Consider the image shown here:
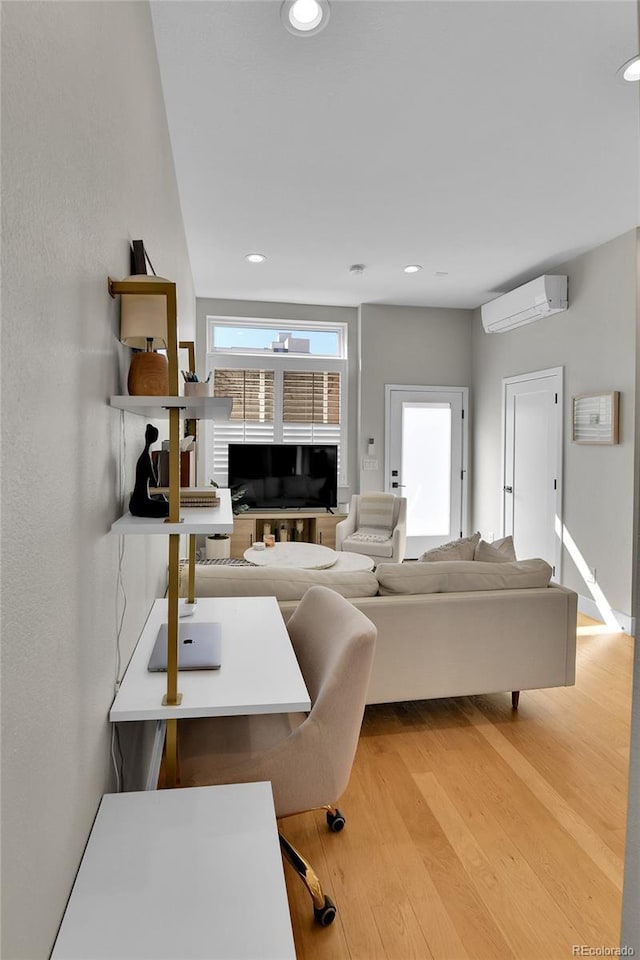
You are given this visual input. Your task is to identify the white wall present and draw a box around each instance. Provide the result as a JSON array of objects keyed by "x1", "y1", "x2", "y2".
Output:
[
  {"x1": 359, "y1": 303, "x2": 473, "y2": 494},
  {"x1": 622, "y1": 230, "x2": 640, "y2": 953},
  {"x1": 196, "y1": 300, "x2": 474, "y2": 504},
  {"x1": 472, "y1": 231, "x2": 637, "y2": 621},
  {"x1": 1, "y1": 3, "x2": 194, "y2": 957}
]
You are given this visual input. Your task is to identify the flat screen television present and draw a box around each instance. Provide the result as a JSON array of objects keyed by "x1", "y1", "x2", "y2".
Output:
[{"x1": 227, "y1": 443, "x2": 338, "y2": 510}]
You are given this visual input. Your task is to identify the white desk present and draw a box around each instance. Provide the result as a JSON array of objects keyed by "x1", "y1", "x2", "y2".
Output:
[
  {"x1": 110, "y1": 488, "x2": 234, "y2": 536},
  {"x1": 51, "y1": 782, "x2": 296, "y2": 960},
  {"x1": 110, "y1": 597, "x2": 311, "y2": 722}
]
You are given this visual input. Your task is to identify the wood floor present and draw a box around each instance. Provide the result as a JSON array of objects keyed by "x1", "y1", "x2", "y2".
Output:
[{"x1": 282, "y1": 619, "x2": 634, "y2": 960}]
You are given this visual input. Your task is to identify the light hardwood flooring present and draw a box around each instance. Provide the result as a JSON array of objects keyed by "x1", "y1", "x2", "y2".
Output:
[{"x1": 282, "y1": 618, "x2": 635, "y2": 960}]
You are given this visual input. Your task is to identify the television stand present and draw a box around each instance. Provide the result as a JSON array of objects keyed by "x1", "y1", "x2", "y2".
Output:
[{"x1": 230, "y1": 509, "x2": 346, "y2": 557}]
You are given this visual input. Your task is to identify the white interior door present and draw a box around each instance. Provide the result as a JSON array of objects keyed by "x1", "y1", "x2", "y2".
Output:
[
  {"x1": 503, "y1": 368, "x2": 563, "y2": 576},
  {"x1": 386, "y1": 386, "x2": 468, "y2": 558}
]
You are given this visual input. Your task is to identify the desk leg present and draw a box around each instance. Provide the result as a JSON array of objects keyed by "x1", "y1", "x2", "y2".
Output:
[
  {"x1": 165, "y1": 534, "x2": 182, "y2": 707},
  {"x1": 165, "y1": 718, "x2": 179, "y2": 788},
  {"x1": 164, "y1": 532, "x2": 182, "y2": 788},
  {"x1": 146, "y1": 720, "x2": 167, "y2": 791},
  {"x1": 187, "y1": 535, "x2": 197, "y2": 605}
]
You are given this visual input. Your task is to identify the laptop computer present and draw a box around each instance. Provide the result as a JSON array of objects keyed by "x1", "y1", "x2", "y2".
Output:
[{"x1": 147, "y1": 621, "x2": 222, "y2": 672}]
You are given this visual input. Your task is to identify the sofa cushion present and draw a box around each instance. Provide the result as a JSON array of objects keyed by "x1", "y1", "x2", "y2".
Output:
[
  {"x1": 181, "y1": 563, "x2": 379, "y2": 601},
  {"x1": 343, "y1": 534, "x2": 394, "y2": 558},
  {"x1": 419, "y1": 532, "x2": 480, "y2": 562},
  {"x1": 376, "y1": 558, "x2": 552, "y2": 596},
  {"x1": 474, "y1": 535, "x2": 516, "y2": 563}
]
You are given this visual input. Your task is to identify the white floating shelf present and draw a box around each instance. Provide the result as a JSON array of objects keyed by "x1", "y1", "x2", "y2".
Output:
[
  {"x1": 111, "y1": 488, "x2": 234, "y2": 535},
  {"x1": 110, "y1": 396, "x2": 233, "y2": 420}
]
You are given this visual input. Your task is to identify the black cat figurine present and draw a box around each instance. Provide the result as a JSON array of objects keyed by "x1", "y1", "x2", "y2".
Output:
[{"x1": 129, "y1": 423, "x2": 170, "y2": 518}]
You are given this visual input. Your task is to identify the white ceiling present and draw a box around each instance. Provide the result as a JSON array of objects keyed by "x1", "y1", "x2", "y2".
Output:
[{"x1": 151, "y1": 1, "x2": 640, "y2": 310}]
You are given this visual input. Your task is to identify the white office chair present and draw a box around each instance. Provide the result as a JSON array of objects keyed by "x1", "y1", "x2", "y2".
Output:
[
  {"x1": 336, "y1": 493, "x2": 407, "y2": 563},
  {"x1": 178, "y1": 586, "x2": 377, "y2": 926}
]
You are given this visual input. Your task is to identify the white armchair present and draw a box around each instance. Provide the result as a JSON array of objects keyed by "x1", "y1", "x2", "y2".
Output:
[{"x1": 336, "y1": 493, "x2": 407, "y2": 564}]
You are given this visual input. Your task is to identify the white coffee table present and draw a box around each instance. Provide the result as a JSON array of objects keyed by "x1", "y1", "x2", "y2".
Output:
[
  {"x1": 243, "y1": 541, "x2": 375, "y2": 572},
  {"x1": 330, "y1": 551, "x2": 375, "y2": 572},
  {"x1": 244, "y1": 541, "x2": 337, "y2": 569}
]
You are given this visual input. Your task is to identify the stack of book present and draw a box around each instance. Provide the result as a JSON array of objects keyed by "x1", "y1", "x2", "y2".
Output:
[
  {"x1": 151, "y1": 450, "x2": 195, "y2": 488},
  {"x1": 153, "y1": 487, "x2": 220, "y2": 508}
]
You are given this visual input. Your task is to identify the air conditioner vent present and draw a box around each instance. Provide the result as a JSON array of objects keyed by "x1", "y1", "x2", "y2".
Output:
[{"x1": 481, "y1": 275, "x2": 568, "y2": 334}]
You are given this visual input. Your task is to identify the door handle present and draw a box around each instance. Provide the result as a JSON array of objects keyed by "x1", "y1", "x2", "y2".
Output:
[
  {"x1": 392, "y1": 482, "x2": 406, "y2": 489},
  {"x1": 504, "y1": 485, "x2": 513, "y2": 493}
]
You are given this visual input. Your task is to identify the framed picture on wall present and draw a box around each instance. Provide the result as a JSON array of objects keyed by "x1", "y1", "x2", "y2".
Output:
[{"x1": 572, "y1": 391, "x2": 619, "y2": 444}]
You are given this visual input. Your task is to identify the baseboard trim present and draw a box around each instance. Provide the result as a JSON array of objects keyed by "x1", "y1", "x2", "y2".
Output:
[{"x1": 578, "y1": 594, "x2": 635, "y2": 635}]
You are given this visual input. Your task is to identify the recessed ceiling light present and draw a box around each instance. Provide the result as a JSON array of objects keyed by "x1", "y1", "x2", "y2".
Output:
[
  {"x1": 349, "y1": 264, "x2": 366, "y2": 274},
  {"x1": 403, "y1": 264, "x2": 422, "y2": 274},
  {"x1": 619, "y1": 55, "x2": 640, "y2": 82},
  {"x1": 245, "y1": 253, "x2": 266, "y2": 263},
  {"x1": 281, "y1": 0, "x2": 330, "y2": 37}
]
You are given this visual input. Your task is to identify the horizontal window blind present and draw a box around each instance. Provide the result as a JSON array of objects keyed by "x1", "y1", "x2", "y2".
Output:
[
  {"x1": 214, "y1": 369, "x2": 274, "y2": 422},
  {"x1": 282, "y1": 371, "x2": 340, "y2": 424}
]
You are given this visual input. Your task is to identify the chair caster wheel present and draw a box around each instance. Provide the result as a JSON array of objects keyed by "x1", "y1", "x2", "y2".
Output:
[
  {"x1": 314, "y1": 895, "x2": 337, "y2": 926},
  {"x1": 326, "y1": 808, "x2": 346, "y2": 832}
]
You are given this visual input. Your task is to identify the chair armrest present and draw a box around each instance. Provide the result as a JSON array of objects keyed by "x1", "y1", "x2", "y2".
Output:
[
  {"x1": 335, "y1": 513, "x2": 357, "y2": 550},
  {"x1": 391, "y1": 523, "x2": 406, "y2": 563}
]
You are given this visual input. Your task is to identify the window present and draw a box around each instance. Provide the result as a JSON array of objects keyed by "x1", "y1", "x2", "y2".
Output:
[
  {"x1": 206, "y1": 318, "x2": 347, "y2": 486},
  {"x1": 211, "y1": 323, "x2": 342, "y2": 357}
]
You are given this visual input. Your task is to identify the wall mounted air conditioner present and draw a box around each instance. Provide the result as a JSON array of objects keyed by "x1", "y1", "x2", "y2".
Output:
[{"x1": 481, "y1": 275, "x2": 568, "y2": 333}]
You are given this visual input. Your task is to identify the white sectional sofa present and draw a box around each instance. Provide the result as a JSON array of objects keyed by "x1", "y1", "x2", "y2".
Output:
[{"x1": 181, "y1": 558, "x2": 578, "y2": 707}]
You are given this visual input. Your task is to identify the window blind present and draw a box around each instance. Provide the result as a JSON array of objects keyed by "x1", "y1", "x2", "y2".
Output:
[
  {"x1": 214, "y1": 369, "x2": 274, "y2": 422},
  {"x1": 282, "y1": 371, "x2": 340, "y2": 424}
]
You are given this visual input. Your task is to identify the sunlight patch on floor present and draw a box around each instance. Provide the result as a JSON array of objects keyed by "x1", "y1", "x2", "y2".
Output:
[{"x1": 577, "y1": 623, "x2": 620, "y2": 636}]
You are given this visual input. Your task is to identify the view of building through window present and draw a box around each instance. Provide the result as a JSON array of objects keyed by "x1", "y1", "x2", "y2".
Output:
[{"x1": 213, "y1": 324, "x2": 340, "y2": 357}]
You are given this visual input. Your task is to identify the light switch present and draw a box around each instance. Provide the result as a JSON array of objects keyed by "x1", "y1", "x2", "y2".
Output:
[{"x1": 362, "y1": 458, "x2": 378, "y2": 471}]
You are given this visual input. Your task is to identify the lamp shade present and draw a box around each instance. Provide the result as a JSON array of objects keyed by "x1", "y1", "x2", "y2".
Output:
[{"x1": 119, "y1": 274, "x2": 170, "y2": 349}]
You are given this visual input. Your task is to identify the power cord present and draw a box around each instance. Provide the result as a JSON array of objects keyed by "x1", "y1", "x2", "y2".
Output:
[
  {"x1": 111, "y1": 410, "x2": 128, "y2": 791},
  {"x1": 110, "y1": 725, "x2": 122, "y2": 794}
]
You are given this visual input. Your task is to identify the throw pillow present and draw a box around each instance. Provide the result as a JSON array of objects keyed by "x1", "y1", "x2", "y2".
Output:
[
  {"x1": 419, "y1": 532, "x2": 480, "y2": 562},
  {"x1": 358, "y1": 494, "x2": 395, "y2": 534},
  {"x1": 474, "y1": 535, "x2": 517, "y2": 563}
]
